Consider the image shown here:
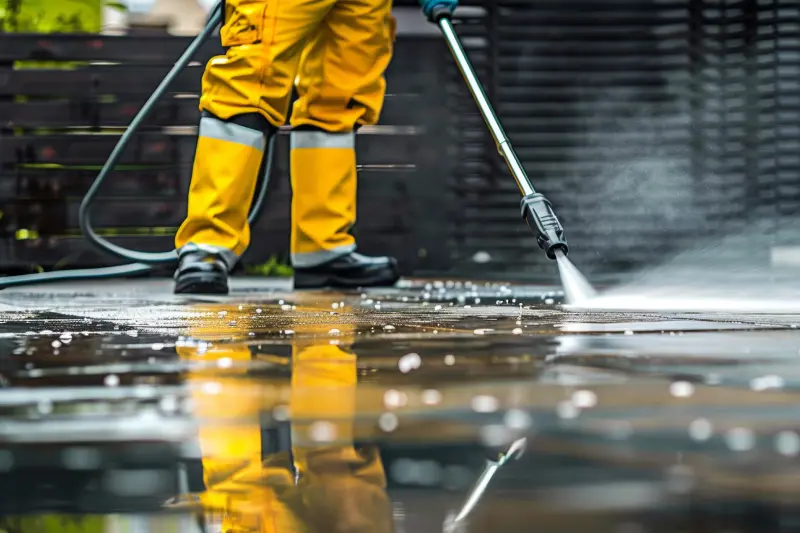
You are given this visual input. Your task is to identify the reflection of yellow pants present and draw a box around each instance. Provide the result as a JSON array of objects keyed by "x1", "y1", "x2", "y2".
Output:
[
  {"x1": 179, "y1": 306, "x2": 393, "y2": 533},
  {"x1": 175, "y1": 0, "x2": 396, "y2": 268}
]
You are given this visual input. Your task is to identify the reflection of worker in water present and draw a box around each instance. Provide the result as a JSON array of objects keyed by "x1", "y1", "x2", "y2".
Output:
[
  {"x1": 178, "y1": 302, "x2": 393, "y2": 533},
  {"x1": 173, "y1": 0, "x2": 459, "y2": 295}
]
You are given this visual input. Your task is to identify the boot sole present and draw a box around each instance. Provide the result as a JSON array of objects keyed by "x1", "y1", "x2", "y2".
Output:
[
  {"x1": 293, "y1": 270, "x2": 400, "y2": 290},
  {"x1": 174, "y1": 272, "x2": 229, "y2": 295}
]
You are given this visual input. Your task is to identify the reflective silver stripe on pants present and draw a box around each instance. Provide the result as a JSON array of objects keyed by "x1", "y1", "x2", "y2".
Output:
[
  {"x1": 290, "y1": 130, "x2": 355, "y2": 150},
  {"x1": 292, "y1": 243, "x2": 356, "y2": 268},
  {"x1": 179, "y1": 242, "x2": 239, "y2": 271},
  {"x1": 199, "y1": 116, "x2": 267, "y2": 151}
]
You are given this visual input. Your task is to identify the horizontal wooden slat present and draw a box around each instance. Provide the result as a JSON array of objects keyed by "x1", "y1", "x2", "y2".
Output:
[
  {"x1": 0, "y1": 134, "x2": 181, "y2": 165},
  {"x1": 0, "y1": 93, "x2": 427, "y2": 128},
  {"x1": 0, "y1": 65, "x2": 205, "y2": 96},
  {"x1": 0, "y1": 62, "x2": 432, "y2": 97},
  {"x1": 6, "y1": 235, "x2": 178, "y2": 266},
  {"x1": 0, "y1": 34, "x2": 223, "y2": 63},
  {"x1": 0, "y1": 99, "x2": 197, "y2": 129},
  {"x1": 0, "y1": 167, "x2": 183, "y2": 197}
]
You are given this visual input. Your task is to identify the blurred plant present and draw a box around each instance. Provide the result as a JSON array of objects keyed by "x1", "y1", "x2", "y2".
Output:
[
  {"x1": 1, "y1": 0, "x2": 23, "y2": 31},
  {"x1": 0, "y1": 515, "x2": 100, "y2": 533},
  {"x1": 246, "y1": 256, "x2": 294, "y2": 278},
  {"x1": 0, "y1": 0, "x2": 126, "y2": 33}
]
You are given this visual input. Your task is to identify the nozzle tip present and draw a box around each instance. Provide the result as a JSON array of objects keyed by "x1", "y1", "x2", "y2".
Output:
[{"x1": 549, "y1": 243, "x2": 569, "y2": 260}]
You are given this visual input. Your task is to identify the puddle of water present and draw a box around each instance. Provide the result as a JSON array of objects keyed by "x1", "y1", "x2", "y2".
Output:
[{"x1": 0, "y1": 282, "x2": 800, "y2": 530}]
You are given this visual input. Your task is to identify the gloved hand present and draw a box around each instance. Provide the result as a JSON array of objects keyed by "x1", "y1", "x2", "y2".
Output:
[{"x1": 419, "y1": 0, "x2": 458, "y2": 22}]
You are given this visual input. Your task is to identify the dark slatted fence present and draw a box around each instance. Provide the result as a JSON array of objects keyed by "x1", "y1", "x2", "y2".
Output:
[
  {"x1": 442, "y1": 0, "x2": 800, "y2": 283},
  {"x1": 444, "y1": 1, "x2": 694, "y2": 281},
  {"x1": 2, "y1": 2, "x2": 800, "y2": 283}
]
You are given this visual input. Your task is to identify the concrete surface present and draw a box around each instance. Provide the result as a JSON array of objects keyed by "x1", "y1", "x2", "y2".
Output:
[{"x1": 0, "y1": 277, "x2": 800, "y2": 531}]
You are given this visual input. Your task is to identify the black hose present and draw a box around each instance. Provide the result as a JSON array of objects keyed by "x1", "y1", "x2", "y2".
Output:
[{"x1": 0, "y1": 2, "x2": 275, "y2": 289}]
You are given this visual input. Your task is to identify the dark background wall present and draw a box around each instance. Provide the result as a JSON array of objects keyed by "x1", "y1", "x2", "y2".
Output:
[
  {"x1": 1, "y1": 0, "x2": 799, "y2": 284},
  {"x1": 438, "y1": 0, "x2": 800, "y2": 284}
]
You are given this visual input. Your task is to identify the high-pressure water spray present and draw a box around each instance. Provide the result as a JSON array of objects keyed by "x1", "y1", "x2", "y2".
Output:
[{"x1": 433, "y1": 7, "x2": 569, "y2": 261}]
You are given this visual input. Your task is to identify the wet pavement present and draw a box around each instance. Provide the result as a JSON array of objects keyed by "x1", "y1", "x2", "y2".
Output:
[{"x1": 1, "y1": 278, "x2": 800, "y2": 532}]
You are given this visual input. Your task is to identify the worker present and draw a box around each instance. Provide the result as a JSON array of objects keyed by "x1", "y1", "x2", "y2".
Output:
[
  {"x1": 177, "y1": 299, "x2": 394, "y2": 533},
  {"x1": 173, "y1": 0, "x2": 459, "y2": 295}
]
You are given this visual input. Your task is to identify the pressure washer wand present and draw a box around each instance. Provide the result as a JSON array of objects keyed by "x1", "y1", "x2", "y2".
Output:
[{"x1": 433, "y1": 9, "x2": 569, "y2": 260}]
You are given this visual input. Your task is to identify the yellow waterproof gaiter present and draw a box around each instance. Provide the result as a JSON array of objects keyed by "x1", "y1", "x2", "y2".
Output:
[
  {"x1": 290, "y1": 131, "x2": 358, "y2": 268},
  {"x1": 174, "y1": 116, "x2": 267, "y2": 264}
]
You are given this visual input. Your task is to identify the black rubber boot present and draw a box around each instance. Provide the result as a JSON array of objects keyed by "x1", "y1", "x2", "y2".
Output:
[
  {"x1": 293, "y1": 252, "x2": 400, "y2": 289},
  {"x1": 174, "y1": 251, "x2": 230, "y2": 295}
]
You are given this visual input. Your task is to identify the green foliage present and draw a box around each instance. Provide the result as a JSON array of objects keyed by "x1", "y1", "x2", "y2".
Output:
[
  {"x1": 246, "y1": 256, "x2": 294, "y2": 278},
  {"x1": 1, "y1": 0, "x2": 112, "y2": 69},
  {"x1": 0, "y1": 0, "x2": 107, "y2": 34},
  {"x1": 0, "y1": 515, "x2": 103, "y2": 533}
]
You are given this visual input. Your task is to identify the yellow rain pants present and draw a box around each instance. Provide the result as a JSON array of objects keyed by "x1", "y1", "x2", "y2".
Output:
[
  {"x1": 178, "y1": 302, "x2": 393, "y2": 533},
  {"x1": 174, "y1": 0, "x2": 396, "y2": 268}
]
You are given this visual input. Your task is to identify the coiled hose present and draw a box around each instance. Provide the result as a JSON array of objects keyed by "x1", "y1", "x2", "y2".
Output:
[{"x1": 0, "y1": 1, "x2": 275, "y2": 289}]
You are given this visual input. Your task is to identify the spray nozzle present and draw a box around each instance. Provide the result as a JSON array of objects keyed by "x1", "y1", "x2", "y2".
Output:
[{"x1": 521, "y1": 193, "x2": 568, "y2": 260}]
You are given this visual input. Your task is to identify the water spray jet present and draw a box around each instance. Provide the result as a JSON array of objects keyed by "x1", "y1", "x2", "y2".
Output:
[{"x1": 555, "y1": 250, "x2": 597, "y2": 305}]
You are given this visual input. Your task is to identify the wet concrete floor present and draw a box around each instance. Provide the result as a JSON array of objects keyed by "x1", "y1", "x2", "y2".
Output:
[{"x1": 1, "y1": 277, "x2": 800, "y2": 532}]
